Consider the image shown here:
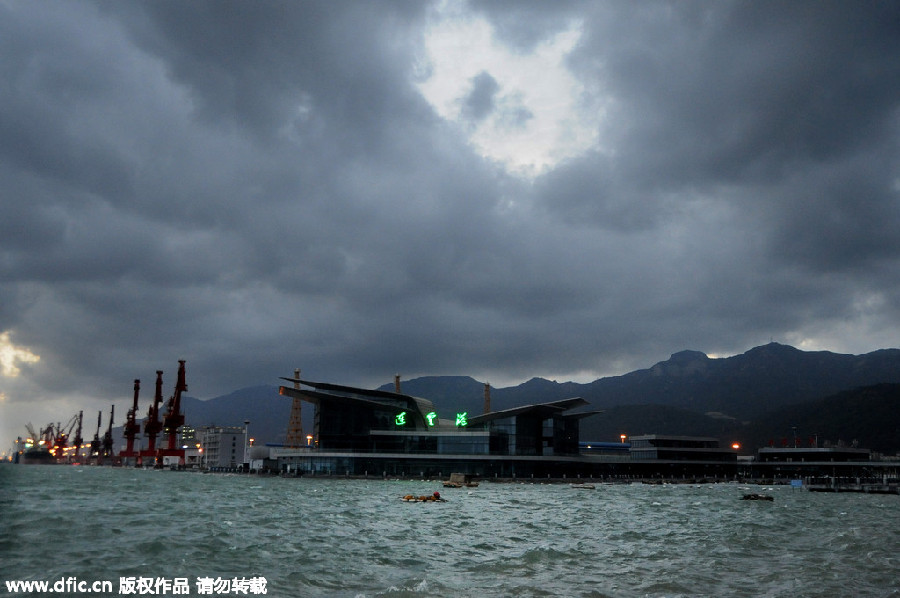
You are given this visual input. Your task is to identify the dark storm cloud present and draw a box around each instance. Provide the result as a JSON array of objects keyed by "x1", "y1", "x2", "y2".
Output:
[
  {"x1": 101, "y1": 0, "x2": 436, "y2": 163},
  {"x1": 2, "y1": 0, "x2": 899, "y2": 451},
  {"x1": 461, "y1": 71, "x2": 500, "y2": 122},
  {"x1": 459, "y1": 70, "x2": 533, "y2": 132},
  {"x1": 468, "y1": 0, "x2": 900, "y2": 366},
  {"x1": 469, "y1": 0, "x2": 584, "y2": 52},
  {"x1": 1, "y1": 0, "x2": 512, "y2": 397},
  {"x1": 549, "y1": 1, "x2": 900, "y2": 232},
  {"x1": 517, "y1": 0, "x2": 900, "y2": 335}
]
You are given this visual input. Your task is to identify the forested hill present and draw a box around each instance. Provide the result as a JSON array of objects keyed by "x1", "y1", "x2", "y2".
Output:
[
  {"x1": 168, "y1": 343, "x2": 900, "y2": 451},
  {"x1": 379, "y1": 343, "x2": 900, "y2": 421}
]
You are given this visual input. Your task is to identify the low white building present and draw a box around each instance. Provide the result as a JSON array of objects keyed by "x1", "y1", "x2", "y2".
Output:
[{"x1": 199, "y1": 425, "x2": 247, "y2": 470}]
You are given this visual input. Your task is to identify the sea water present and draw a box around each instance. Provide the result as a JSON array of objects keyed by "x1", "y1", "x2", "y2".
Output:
[{"x1": 1, "y1": 466, "x2": 898, "y2": 598}]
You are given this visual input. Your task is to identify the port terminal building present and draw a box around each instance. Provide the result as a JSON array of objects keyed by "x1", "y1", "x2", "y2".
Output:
[
  {"x1": 262, "y1": 376, "x2": 896, "y2": 482},
  {"x1": 271, "y1": 377, "x2": 742, "y2": 479},
  {"x1": 275, "y1": 376, "x2": 602, "y2": 478}
]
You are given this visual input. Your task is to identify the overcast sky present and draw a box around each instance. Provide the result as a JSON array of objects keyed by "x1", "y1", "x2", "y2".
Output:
[{"x1": 2, "y1": 0, "x2": 899, "y2": 452}]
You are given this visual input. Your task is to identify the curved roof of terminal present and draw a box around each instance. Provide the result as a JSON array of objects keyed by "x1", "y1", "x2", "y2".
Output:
[
  {"x1": 279, "y1": 377, "x2": 599, "y2": 423},
  {"x1": 280, "y1": 377, "x2": 437, "y2": 416},
  {"x1": 467, "y1": 398, "x2": 595, "y2": 424}
]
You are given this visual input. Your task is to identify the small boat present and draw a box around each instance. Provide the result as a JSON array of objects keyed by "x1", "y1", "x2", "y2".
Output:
[
  {"x1": 741, "y1": 493, "x2": 774, "y2": 501},
  {"x1": 443, "y1": 472, "x2": 479, "y2": 488},
  {"x1": 570, "y1": 483, "x2": 596, "y2": 490},
  {"x1": 401, "y1": 493, "x2": 446, "y2": 503}
]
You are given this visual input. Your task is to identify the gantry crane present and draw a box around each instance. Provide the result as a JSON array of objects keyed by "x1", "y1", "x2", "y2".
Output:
[
  {"x1": 121, "y1": 379, "x2": 141, "y2": 461},
  {"x1": 162, "y1": 360, "x2": 187, "y2": 451},
  {"x1": 89, "y1": 410, "x2": 102, "y2": 459},
  {"x1": 72, "y1": 410, "x2": 83, "y2": 460},
  {"x1": 52, "y1": 413, "x2": 81, "y2": 460},
  {"x1": 101, "y1": 404, "x2": 115, "y2": 460},
  {"x1": 142, "y1": 370, "x2": 164, "y2": 465}
]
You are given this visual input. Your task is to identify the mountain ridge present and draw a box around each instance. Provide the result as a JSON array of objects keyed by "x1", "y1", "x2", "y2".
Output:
[{"x1": 159, "y1": 343, "x2": 900, "y2": 452}]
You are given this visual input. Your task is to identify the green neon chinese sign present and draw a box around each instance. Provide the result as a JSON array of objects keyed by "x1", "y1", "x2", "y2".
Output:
[{"x1": 393, "y1": 410, "x2": 467, "y2": 427}]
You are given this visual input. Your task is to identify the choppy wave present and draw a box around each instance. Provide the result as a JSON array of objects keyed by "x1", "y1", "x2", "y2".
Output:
[{"x1": 1, "y1": 467, "x2": 898, "y2": 597}]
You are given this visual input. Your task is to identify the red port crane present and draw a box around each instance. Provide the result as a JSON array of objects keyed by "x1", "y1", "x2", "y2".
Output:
[
  {"x1": 121, "y1": 379, "x2": 141, "y2": 459},
  {"x1": 162, "y1": 360, "x2": 187, "y2": 451},
  {"x1": 143, "y1": 371, "x2": 164, "y2": 458},
  {"x1": 101, "y1": 404, "x2": 115, "y2": 460},
  {"x1": 72, "y1": 410, "x2": 83, "y2": 460},
  {"x1": 51, "y1": 421, "x2": 65, "y2": 458},
  {"x1": 89, "y1": 410, "x2": 102, "y2": 458},
  {"x1": 53, "y1": 413, "x2": 81, "y2": 460}
]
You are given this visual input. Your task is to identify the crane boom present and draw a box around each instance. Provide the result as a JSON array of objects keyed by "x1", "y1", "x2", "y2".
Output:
[
  {"x1": 122, "y1": 379, "x2": 141, "y2": 458},
  {"x1": 90, "y1": 410, "x2": 102, "y2": 458},
  {"x1": 72, "y1": 410, "x2": 83, "y2": 458},
  {"x1": 144, "y1": 371, "x2": 164, "y2": 451},
  {"x1": 101, "y1": 404, "x2": 114, "y2": 458},
  {"x1": 163, "y1": 360, "x2": 187, "y2": 450}
]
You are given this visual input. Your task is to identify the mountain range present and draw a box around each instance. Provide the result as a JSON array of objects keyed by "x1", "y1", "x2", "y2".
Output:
[{"x1": 167, "y1": 343, "x2": 900, "y2": 454}]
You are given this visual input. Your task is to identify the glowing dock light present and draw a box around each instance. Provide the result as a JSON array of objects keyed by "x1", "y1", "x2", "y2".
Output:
[{"x1": 732, "y1": 443, "x2": 741, "y2": 450}]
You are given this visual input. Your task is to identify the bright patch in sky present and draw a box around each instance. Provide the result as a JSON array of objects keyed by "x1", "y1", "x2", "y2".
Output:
[
  {"x1": 416, "y1": 3, "x2": 598, "y2": 176},
  {"x1": 0, "y1": 331, "x2": 40, "y2": 377}
]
